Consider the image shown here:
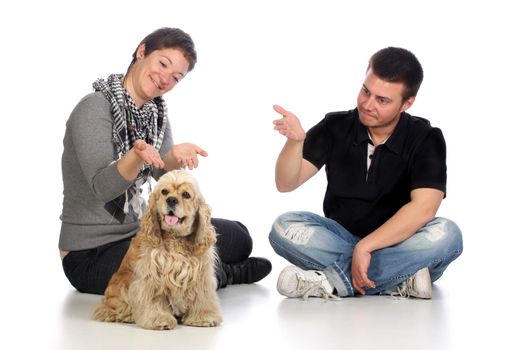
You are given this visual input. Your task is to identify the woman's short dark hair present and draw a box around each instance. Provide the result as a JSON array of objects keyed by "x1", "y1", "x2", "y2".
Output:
[
  {"x1": 368, "y1": 47, "x2": 423, "y2": 100},
  {"x1": 127, "y1": 27, "x2": 197, "y2": 73}
]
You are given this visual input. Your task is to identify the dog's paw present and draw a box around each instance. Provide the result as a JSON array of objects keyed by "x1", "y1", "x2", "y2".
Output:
[
  {"x1": 183, "y1": 313, "x2": 222, "y2": 327},
  {"x1": 92, "y1": 304, "x2": 118, "y2": 322},
  {"x1": 92, "y1": 297, "x2": 133, "y2": 323},
  {"x1": 141, "y1": 314, "x2": 178, "y2": 330}
]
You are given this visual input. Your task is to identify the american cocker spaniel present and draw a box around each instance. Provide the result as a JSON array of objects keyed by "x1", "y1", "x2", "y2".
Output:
[{"x1": 92, "y1": 170, "x2": 222, "y2": 329}]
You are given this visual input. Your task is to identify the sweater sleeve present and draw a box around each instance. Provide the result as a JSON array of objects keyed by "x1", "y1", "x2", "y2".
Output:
[{"x1": 67, "y1": 93, "x2": 133, "y2": 202}]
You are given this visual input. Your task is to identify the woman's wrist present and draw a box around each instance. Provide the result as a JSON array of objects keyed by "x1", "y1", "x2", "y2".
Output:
[
  {"x1": 162, "y1": 150, "x2": 181, "y2": 171},
  {"x1": 117, "y1": 148, "x2": 144, "y2": 181}
]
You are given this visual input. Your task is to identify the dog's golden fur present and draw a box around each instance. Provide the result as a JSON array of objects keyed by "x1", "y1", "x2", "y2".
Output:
[{"x1": 92, "y1": 170, "x2": 221, "y2": 329}]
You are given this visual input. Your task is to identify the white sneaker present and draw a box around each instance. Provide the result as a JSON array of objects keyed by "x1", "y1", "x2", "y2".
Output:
[
  {"x1": 277, "y1": 265, "x2": 340, "y2": 300},
  {"x1": 391, "y1": 267, "x2": 432, "y2": 299}
]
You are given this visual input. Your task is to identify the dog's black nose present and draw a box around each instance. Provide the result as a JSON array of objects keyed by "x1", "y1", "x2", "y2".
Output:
[{"x1": 166, "y1": 196, "x2": 178, "y2": 207}]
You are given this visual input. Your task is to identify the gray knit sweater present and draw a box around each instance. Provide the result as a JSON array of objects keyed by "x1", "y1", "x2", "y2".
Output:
[{"x1": 59, "y1": 92, "x2": 173, "y2": 251}]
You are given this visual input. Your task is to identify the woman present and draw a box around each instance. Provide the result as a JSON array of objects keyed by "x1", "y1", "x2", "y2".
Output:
[{"x1": 59, "y1": 27, "x2": 271, "y2": 295}]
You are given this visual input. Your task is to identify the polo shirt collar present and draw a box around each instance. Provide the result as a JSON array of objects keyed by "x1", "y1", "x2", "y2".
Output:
[
  {"x1": 355, "y1": 111, "x2": 409, "y2": 155},
  {"x1": 356, "y1": 116, "x2": 370, "y2": 145},
  {"x1": 384, "y1": 112, "x2": 409, "y2": 155}
]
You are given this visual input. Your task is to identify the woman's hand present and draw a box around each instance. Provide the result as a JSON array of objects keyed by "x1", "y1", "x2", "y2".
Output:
[
  {"x1": 118, "y1": 140, "x2": 164, "y2": 181},
  {"x1": 133, "y1": 140, "x2": 165, "y2": 169},
  {"x1": 165, "y1": 143, "x2": 208, "y2": 170}
]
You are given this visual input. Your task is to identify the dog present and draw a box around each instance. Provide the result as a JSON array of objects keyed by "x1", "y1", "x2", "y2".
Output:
[{"x1": 92, "y1": 170, "x2": 222, "y2": 330}]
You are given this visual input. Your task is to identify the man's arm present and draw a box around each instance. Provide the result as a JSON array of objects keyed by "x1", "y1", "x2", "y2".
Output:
[
  {"x1": 275, "y1": 141, "x2": 318, "y2": 192},
  {"x1": 359, "y1": 188, "x2": 443, "y2": 250},
  {"x1": 351, "y1": 188, "x2": 444, "y2": 294},
  {"x1": 273, "y1": 104, "x2": 318, "y2": 191}
]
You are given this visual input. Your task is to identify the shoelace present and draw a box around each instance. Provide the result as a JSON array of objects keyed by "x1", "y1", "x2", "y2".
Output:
[
  {"x1": 296, "y1": 276, "x2": 341, "y2": 301},
  {"x1": 391, "y1": 283, "x2": 411, "y2": 299},
  {"x1": 390, "y1": 275, "x2": 417, "y2": 299}
]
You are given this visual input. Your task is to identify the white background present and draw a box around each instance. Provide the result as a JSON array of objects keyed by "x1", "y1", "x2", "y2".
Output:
[{"x1": 1, "y1": 0, "x2": 523, "y2": 348}]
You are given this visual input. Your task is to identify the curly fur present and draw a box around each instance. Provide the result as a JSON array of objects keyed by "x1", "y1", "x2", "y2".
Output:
[{"x1": 92, "y1": 170, "x2": 222, "y2": 330}]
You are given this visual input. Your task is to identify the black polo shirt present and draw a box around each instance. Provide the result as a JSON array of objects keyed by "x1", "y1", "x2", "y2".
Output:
[{"x1": 303, "y1": 108, "x2": 446, "y2": 238}]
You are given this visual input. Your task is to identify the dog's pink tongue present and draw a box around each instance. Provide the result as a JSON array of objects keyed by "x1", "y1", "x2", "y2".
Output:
[{"x1": 164, "y1": 215, "x2": 179, "y2": 225}]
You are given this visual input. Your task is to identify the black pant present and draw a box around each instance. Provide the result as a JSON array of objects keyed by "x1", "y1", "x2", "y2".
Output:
[{"x1": 62, "y1": 218, "x2": 253, "y2": 295}]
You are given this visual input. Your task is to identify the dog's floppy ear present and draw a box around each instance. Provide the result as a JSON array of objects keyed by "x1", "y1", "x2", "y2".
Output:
[
  {"x1": 192, "y1": 201, "x2": 217, "y2": 251},
  {"x1": 139, "y1": 191, "x2": 162, "y2": 238}
]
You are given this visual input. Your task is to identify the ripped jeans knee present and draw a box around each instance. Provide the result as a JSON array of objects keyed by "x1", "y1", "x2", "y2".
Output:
[{"x1": 268, "y1": 211, "x2": 358, "y2": 270}]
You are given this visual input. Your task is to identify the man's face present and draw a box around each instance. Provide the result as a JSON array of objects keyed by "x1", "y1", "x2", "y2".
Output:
[{"x1": 357, "y1": 69, "x2": 414, "y2": 130}]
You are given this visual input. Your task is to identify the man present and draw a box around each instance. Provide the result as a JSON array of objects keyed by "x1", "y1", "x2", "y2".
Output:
[{"x1": 269, "y1": 47, "x2": 462, "y2": 299}]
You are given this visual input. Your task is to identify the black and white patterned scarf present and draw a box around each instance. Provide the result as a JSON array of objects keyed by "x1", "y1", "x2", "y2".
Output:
[{"x1": 93, "y1": 74, "x2": 167, "y2": 223}]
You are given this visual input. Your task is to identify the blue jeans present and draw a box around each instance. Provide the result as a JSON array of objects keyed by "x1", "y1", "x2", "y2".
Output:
[{"x1": 269, "y1": 211, "x2": 463, "y2": 297}]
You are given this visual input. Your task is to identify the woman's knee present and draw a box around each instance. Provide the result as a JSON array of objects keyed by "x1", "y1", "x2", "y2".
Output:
[{"x1": 213, "y1": 218, "x2": 253, "y2": 263}]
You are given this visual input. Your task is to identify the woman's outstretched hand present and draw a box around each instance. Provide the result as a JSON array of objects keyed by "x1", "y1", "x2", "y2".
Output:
[
  {"x1": 133, "y1": 140, "x2": 165, "y2": 169},
  {"x1": 166, "y1": 143, "x2": 208, "y2": 170}
]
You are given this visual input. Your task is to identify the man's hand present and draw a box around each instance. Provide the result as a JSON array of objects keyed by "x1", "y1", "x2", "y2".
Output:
[
  {"x1": 272, "y1": 104, "x2": 307, "y2": 142},
  {"x1": 351, "y1": 244, "x2": 376, "y2": 295}
]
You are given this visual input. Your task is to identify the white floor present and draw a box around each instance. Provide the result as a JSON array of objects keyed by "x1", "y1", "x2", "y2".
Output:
[{"x1": 4, "y1": 254, "x2": 521, "y2": 350}]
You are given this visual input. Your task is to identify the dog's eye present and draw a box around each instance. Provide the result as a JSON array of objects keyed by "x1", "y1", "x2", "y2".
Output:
[
  {"x1": 182, "y1": 191, "x2": 191, "y2": 199},
  {"x1": 161, "y1": 189, "x2": 169, "y2": 196}
]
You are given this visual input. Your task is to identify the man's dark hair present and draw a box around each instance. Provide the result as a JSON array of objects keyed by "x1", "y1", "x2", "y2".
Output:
[
  {"x1": 368, "y1": 47, "x2": 423, "y2": 100},
  {"x1": 127, "y1": 27, "x2": 197, "y2": 73}
]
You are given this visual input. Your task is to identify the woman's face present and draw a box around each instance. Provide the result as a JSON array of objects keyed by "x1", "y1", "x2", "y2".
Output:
[{"x1": 127, "y1": 44, "x2": 190, "y2": 106}]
